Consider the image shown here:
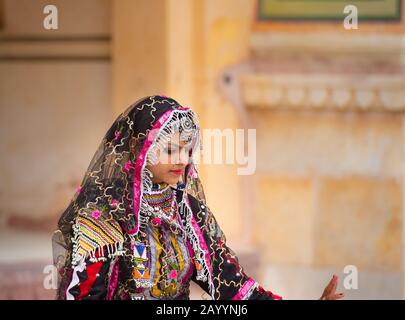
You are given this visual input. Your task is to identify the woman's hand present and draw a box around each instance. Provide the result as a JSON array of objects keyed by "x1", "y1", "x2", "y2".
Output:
[{"x1": 319, "y1": 274, "x2": 345, "y2": 300}]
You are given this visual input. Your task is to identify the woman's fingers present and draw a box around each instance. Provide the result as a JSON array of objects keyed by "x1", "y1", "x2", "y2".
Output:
[
  {"x1": 335, "y1": 293, "x2": 345, "y2": 299},
  {"x1": 320, "y1": 275, "x2": 345, "y2": 300},
  {"x1": 331, "y1": 275, "x2": 338, "y2": 293},
  {"x1": 320, "y1": 278, "x2": 333, "y2": 299},
  {"x1": 331, "y1": 292, "x2": 345, "y2": 300},
  {"x1": 324, "y1": 279, "x2": 332, "y2": 293},
  {"x1": 324, "y1": 275, "x2": 335, "y2": 294}
]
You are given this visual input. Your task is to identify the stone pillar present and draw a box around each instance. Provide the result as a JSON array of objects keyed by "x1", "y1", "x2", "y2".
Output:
[
  {"x1": 112, "y1": 0, "x2": 254, "y2": 243},
  {"x1": 193, "y1": 0, "x2": 255, "y2": 243},
  {"x1": 112, "y1": 0, "x2": 168, "y2": 115},
  {"x1": 112, "y1": 0, "x2": 197, "y2": 115}
]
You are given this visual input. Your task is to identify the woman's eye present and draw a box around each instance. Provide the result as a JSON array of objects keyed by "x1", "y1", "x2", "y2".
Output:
[
  {"x1": 163, "y1": 144, "x2": 191, "y2": 156},
  {"x1": 164, "y1": 147, "x2": 178, "y2": 155}
]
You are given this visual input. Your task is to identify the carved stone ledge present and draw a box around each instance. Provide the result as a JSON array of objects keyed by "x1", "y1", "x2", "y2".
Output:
[
  {"x1": 0, "y1": 37, "x2": 111, "y2": 60},
  {"x1": 251, "y1": 32, "x2": 405, "y2": 58},
  {"x1": 241, "y1": 73, "x2": 405, "y2": 112}
]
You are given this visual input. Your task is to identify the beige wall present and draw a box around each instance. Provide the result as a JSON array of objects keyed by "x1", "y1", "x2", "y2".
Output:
[
  {"x1": 251, "y1": 111, "x2": 403, "y2": 298},
  {"x1": 0, "y1": 0, "x2": 112, "y2": 227},
  {"x1": 0, "y1": 0, "x2": 404, "y2": 299}
]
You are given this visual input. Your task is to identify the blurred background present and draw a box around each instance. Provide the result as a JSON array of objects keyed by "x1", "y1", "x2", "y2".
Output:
[{"x1": 0, "y1": 0, "x2": 404, "y2": 299}]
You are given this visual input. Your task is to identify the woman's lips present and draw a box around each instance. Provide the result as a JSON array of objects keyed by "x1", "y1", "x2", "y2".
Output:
[{"x1": 169, "y1": 170, "x2": 183, "y2": 176}]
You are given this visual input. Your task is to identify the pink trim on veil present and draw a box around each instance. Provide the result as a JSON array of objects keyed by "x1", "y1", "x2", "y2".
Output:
[
  {"x1": 127, "y1": 107, "x2": 190, "y2": 235},
  {"x1": 184, "y1": 192, "x2": 214, "y2": 283},
  {"x1": 231, "y1": 278, "x2": 256, "y2": 300}
]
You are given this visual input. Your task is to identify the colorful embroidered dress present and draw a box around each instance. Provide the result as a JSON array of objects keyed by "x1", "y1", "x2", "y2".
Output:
[{"x1": 52, "y1": 96, "x2": 281, "y2": 300}]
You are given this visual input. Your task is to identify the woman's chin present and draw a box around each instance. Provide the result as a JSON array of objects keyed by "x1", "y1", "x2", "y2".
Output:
[
  {"x1": 167, "y1": 179, "x2": 179, "y2": 185},
  {"x1": 163, "y1": 177, "x2": 180, "y2": 185}
]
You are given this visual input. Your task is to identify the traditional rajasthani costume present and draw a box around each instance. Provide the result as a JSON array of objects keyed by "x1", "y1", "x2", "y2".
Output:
[{"x1": 52, "y1": 96, "x2": 282, "y2": 300}]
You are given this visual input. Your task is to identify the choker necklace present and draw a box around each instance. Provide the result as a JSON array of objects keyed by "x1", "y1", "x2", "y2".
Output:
[
  {"x1": 143, "y1": 186, "x2": 185, "y2": 236},
  {"x1": 144, "y1": 183, "x2": 176, "y2": 221}
]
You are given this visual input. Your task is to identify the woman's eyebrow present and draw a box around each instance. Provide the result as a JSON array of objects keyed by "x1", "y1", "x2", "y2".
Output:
[{"x1": 167, "y1": 142, "x2": 190, "y2": 148}]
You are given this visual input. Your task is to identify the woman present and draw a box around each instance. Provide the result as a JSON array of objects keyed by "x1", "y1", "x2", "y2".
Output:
[{"x1": 52, "y1": 95, "x2": 344, "y2": 300}]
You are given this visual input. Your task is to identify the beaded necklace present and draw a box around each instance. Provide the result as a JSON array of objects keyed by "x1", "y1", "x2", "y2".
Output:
[{"x1": 144, "y1": 183, "x2": 180, "y2": 228}]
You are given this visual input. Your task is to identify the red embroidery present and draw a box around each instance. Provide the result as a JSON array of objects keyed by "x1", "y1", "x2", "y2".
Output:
[
  {"x1": 78, "y1": 261, "x2": 103, "y2": 299},
  {"x1": 258, "y1": 285, "x2": 283, "y2": 300}
]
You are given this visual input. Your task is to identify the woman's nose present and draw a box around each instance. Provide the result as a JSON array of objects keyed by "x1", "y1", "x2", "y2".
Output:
[{"x1": 177, "y1": 147, "x2": 189, "y2": 165}]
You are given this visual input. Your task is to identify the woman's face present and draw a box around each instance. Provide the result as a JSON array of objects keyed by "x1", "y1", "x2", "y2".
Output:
[{"x1": 146, "y1": 132, "x2": 192, "y2": 185}]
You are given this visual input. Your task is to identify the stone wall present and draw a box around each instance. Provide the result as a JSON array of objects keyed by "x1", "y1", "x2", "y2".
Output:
[{"x1": 0, "y1": 0, "x2": 403, "y2": 300}]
